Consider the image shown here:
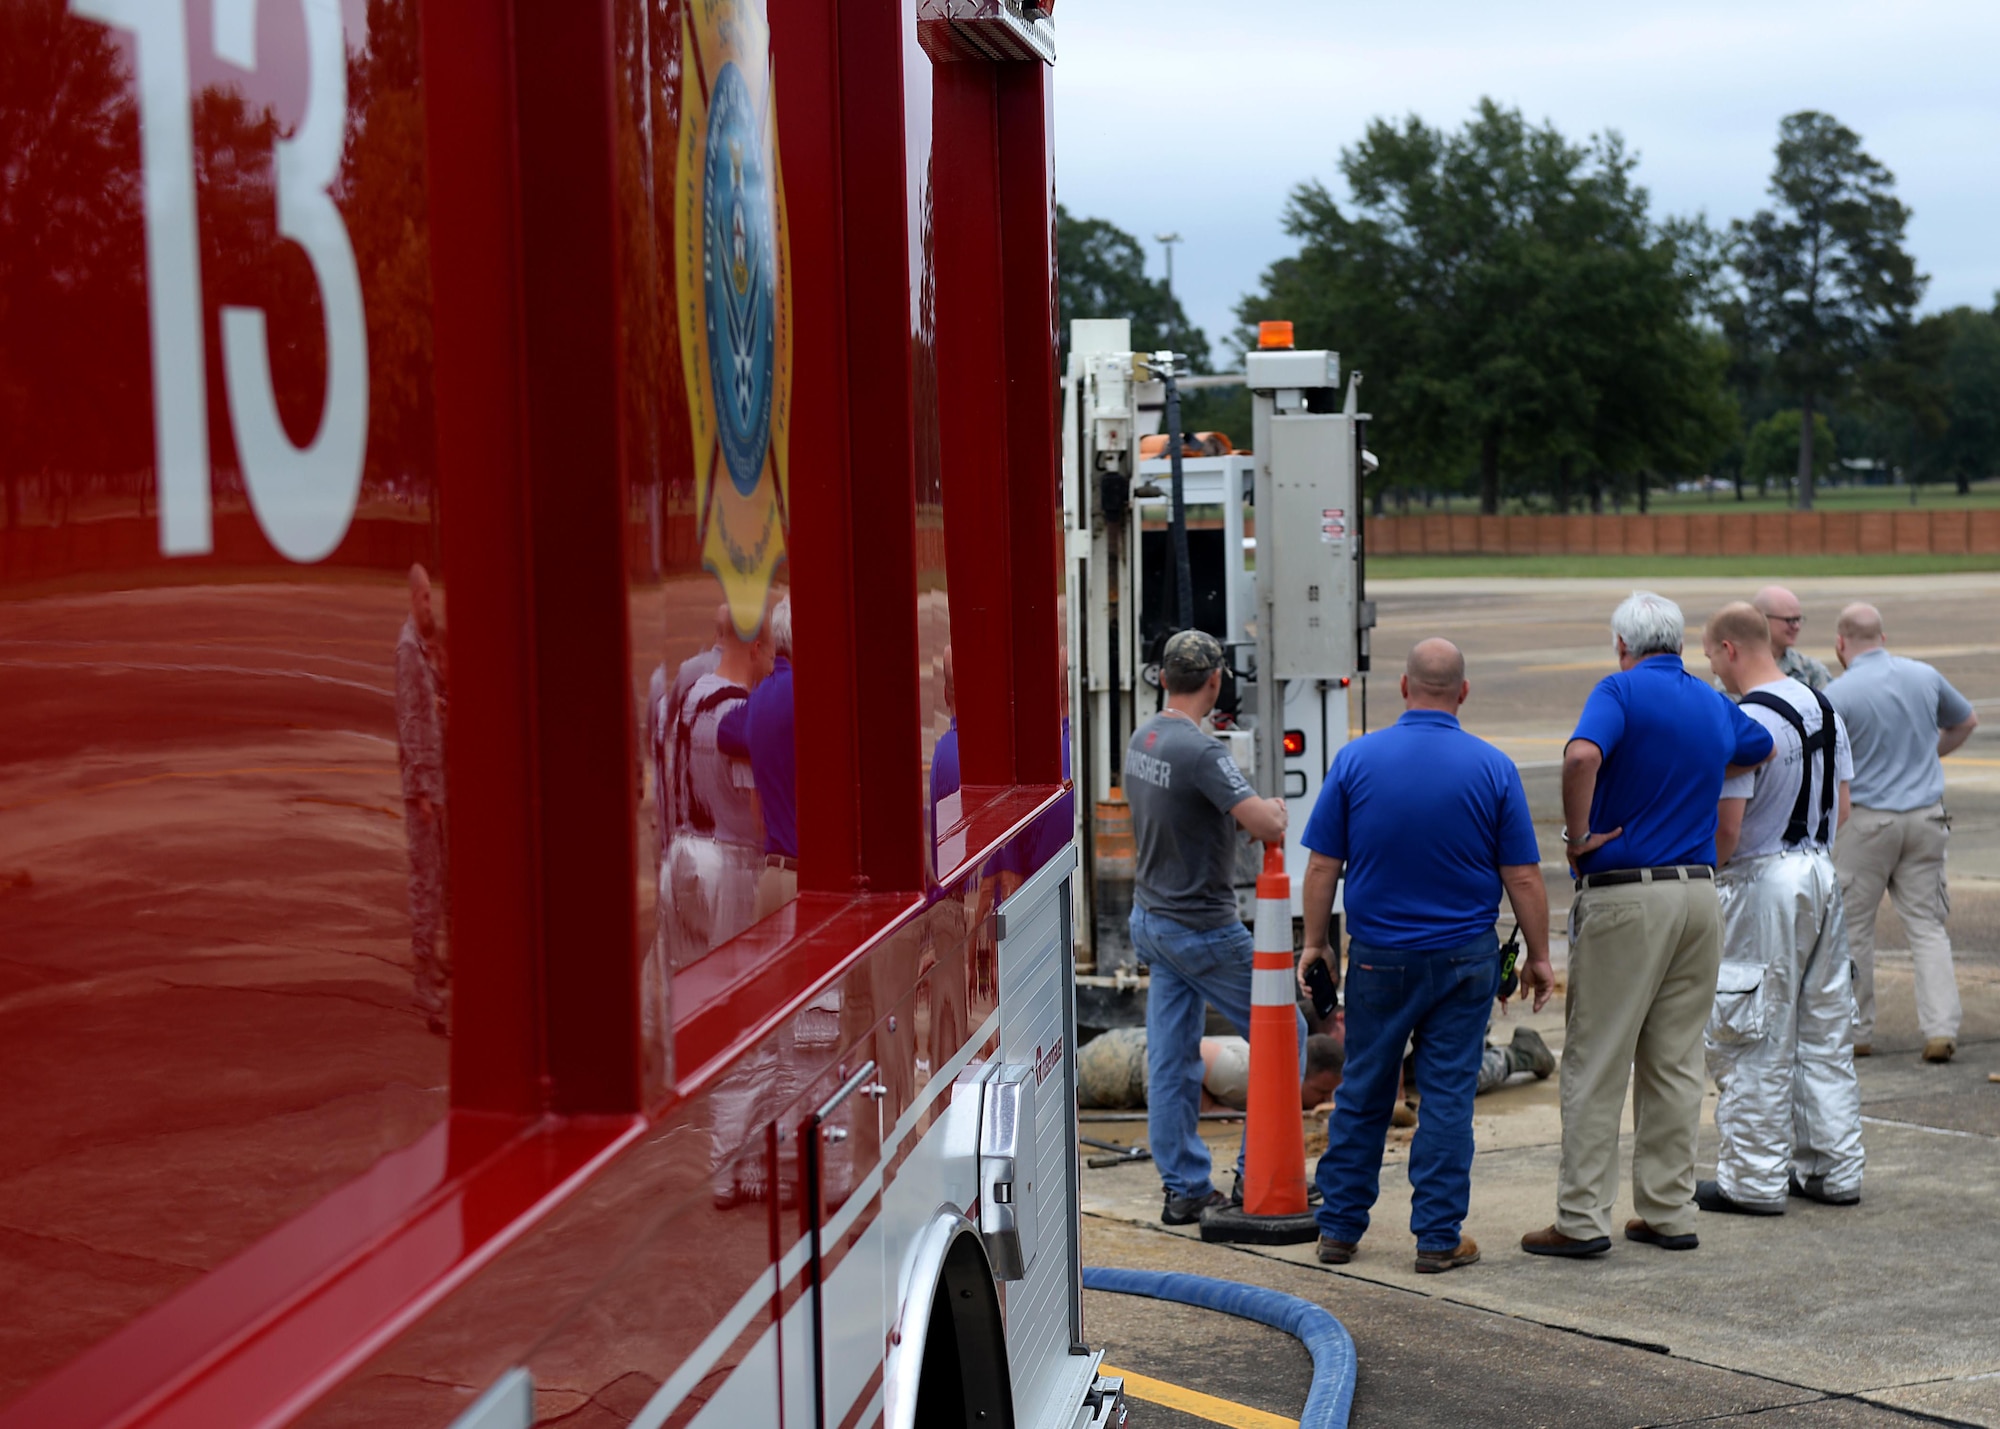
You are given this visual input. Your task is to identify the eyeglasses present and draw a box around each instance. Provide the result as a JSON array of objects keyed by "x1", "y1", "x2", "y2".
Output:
[{"x1": 1772, "y1": 615, "x2": 1805, "y2": 627}]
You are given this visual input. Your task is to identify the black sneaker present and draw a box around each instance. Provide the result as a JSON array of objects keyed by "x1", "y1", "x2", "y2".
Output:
[
  {"x1": 1162, "y1": 1188, "x2": 1228, "y2": 1226},
  {"x1": 1789, "y1": 1173, "x2": 1861, "y2": 1206},
  {"x1": 1695, "y1": 1179, "x2": 1784, "y2": 1216}
]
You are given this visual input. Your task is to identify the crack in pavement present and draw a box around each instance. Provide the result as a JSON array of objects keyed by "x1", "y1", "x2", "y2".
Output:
[{"x1": 1640, "y1": 1394, "x2": 1982, "y2": 1427}]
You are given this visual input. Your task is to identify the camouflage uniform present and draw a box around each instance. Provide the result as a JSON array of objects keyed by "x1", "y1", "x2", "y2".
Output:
[
  {"x1": 1778, "y1": 645, "x2": 1832, "y2": 691},
  {"x1": 396, "y1": 616, "x2": 449, "y2": 1028},
  {"x1": 1077, "y1": 1026, "x2": 1152, "y2": 1109}
]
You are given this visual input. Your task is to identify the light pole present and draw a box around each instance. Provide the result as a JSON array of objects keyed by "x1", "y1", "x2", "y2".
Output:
[{"x1": 1154, "y1": 231, "x2": 1183, "y2": 312}]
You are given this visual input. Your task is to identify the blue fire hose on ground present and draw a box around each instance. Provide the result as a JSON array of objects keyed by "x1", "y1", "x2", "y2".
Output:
[{"x1": 1081, "y1": 1266, "x2": 1358, "y2": 1427}]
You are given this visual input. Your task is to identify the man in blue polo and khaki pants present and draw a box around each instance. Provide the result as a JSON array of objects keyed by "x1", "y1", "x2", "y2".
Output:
[
  {"x1": 1298, "y1": 638, "x2": 1555, "y2": 1274},
  {"x1": 1524, "y1": 592, "x2": 1774, "y2": 1258}
]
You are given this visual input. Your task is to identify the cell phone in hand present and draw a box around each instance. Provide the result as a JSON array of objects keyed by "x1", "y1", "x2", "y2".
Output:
[{"x1": 1302, "y1": 957, "x2": 1338, "y2": 1021}]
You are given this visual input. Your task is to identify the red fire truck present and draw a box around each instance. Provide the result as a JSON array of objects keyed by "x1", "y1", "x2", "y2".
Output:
[{"x1": 0, "y1": 0, "x2": 1115, "y2": 1424}]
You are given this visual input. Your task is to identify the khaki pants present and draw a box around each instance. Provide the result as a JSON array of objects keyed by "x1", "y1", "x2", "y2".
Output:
[
  {"x1": 1835, "y1": 803, "x2": 1960, "y2": 1042},
  {"x1": 1557, "y1": 875, "x2": 1721, "y2": 1241}
]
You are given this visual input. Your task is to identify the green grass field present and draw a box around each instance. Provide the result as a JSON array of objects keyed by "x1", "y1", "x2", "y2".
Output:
[
  {"x1": 1367, "y1": 552, "x2": 2000, "y2": 581},
  {"x1": 1399, "y1": 479, "x2": 2000, "y2": 518}
]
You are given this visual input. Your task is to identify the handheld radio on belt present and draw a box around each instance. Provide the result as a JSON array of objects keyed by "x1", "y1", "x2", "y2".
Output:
[
  {"x1": 1738, "y1": 688, "x2": 1840, "y2": 847},
  {"x1": 1498, "y1": 924, "x2": 1521, "y2": 1001}
]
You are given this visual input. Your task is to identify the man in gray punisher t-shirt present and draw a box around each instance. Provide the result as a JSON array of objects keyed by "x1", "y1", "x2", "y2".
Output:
[
  {"x1": 1125, "y1": 629, "x2": 1296, "y2": 1226},
  {"x1": 1127, "y1": 704, "x2": 1257, "y2": 927}
]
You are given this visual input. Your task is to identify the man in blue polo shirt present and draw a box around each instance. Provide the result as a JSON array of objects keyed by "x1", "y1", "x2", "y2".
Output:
[
  {"x1": 1522, "y1": 591, "x2": 1773, "y2": 1260},
  {"x1": 1297, "y1": 638, "x2": 1553, "y2": 1275},
  {"x1": 717, "y1": 593, "x2": 796, "y2": 921}
]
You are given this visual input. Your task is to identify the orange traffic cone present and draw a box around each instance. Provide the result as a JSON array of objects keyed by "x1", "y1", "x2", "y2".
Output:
[{"x1": 1200, "y1": 842, "x2": 1317, "y2": 1244}]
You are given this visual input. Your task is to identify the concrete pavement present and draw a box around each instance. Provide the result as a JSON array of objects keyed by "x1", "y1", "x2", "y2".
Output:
[{"x1": 1082, "y1": 995, "x2": 2000, "y2": 1426}]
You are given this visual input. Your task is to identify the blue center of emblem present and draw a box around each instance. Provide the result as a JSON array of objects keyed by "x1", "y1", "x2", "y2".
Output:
[{"x1": 704, "y1": 63, "x2": 776, "y2": 500}]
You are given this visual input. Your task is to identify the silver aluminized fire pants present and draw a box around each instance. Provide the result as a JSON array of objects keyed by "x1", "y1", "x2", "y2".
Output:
[{"x1": 1707, "y1": 850, "x2": 1866, "y2": 1209}]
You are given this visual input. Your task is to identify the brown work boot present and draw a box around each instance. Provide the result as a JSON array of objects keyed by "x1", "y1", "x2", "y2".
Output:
[
  {"x1": 1924, "y1": 1037, "x2": 1957, "y2": 1064},
  {"x1": 1624, "y1": 1218, "x2": 1699, "y2": 1250},
  {"x1": 1317, "y1": 1235, "x2": 1358, "y2": 1264},
  {"x1": 1415, "y1": 1237, "x2": 1480, "y2": 1274},
  {"x1": 1520, "y1": 1224, "x2": 1610, "y2": 1257}
]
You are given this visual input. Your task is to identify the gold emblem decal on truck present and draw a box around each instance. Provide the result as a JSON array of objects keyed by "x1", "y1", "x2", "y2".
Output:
[{"x1": 677, "y1": 0, "x2": 794, "y2": 639}]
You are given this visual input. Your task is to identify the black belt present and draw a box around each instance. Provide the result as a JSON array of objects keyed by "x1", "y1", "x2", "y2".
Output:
[
  {"x1": 765, "y1": 854, "x2": 799, "y2": 871},
  {"x1": 1578, "y1": 864, "x2": 1713, "y2": 890}
]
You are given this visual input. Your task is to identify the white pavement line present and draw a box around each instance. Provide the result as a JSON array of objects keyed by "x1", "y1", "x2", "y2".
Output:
[{"x1": 1860, "y1": 1115, "x2": 1997, "y2": 1141}]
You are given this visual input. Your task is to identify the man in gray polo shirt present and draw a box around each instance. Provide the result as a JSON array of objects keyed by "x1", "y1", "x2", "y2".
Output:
[{"x1": 1825, "y1": 603, "x2": 1979, "y2": 1063}]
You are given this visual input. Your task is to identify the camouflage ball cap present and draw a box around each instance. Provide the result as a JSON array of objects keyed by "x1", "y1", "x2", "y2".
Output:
[{"x1": 1161, "y1": 629, "x2": 1224, "y2": 681}]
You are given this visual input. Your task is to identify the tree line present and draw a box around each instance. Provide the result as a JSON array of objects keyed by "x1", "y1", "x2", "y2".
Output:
[{"x1": 1059, "y1": 102, "x2": 2000, "y2": 514}]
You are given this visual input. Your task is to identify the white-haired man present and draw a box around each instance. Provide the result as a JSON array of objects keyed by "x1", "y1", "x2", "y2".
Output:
[
  {"x1": 1825, "y1": 603, "x2": 1978, "y2": 1063},
  {"x1": 1523, "y1": 592, "x2": 1773, "y2": 1259},
  {"x1": 1700, "y1": 602, "x2": 1864, "y2": 1216},
  {"x1": 1753, "y1": 585, "x2": 1831, "y2": 691}
]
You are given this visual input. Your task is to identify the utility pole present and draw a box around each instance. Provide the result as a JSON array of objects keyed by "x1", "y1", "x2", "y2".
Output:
[{"x1": 1155, "y1": 232, "x2": 1182, "y2": 338}]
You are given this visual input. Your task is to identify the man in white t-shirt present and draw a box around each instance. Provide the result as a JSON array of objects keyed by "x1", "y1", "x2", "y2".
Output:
[{"x1": 1699, "y1": 603, "x2": 1865, "y2": 1216}]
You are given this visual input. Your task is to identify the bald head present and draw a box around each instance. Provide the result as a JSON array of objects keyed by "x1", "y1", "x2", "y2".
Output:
[
  {"x1": 1833, "y1": 603, "x2": 1884, "y2": 671},
  {"x1": 1402, "y1": 638, "x2": 1468, "y2": 712},
  {"x1": 1840, "y1": 602, "x2": 1882, "y2": 641},
  {"x1": 1837, "y1": 603, "x2": 1883, "y2": 643},
  {"x1": 1752, "y1": 585, "x2": 1805, "y2": 655},
  {"x1": 1702, "y1": 602, "x2": 1780, "y2": 696},
  {"x1": 1707, "y1": 602, "x2": 1770, "y2": 651}
]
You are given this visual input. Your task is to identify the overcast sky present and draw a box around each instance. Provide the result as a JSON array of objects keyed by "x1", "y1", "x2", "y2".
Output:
[{"x1": 1055, "y1": 0, "x2": 2000, "y2": 362}]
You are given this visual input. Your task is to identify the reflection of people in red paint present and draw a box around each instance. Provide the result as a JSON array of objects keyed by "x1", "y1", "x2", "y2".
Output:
[
  {"x1": 662, "y1": 600, "x2": 772, "y2": 970},
  {"x1": 395, "y1": 563, "x2": 449, "y2": 1033}
]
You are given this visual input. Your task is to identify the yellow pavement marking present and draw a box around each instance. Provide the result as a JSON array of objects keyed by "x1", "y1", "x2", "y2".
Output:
[{"x1": 1099, "y1": 1365, "x2": 1299, "y2": 1429}]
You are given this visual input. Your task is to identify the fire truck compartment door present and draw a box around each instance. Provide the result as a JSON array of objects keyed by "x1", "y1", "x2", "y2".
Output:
[
  {"x1": 978, "y1": 1065, "x2": 1038, "y2": 1279},
  {"x1": 810, "y1": 1059, "x2": 888, "y2": 1428}
]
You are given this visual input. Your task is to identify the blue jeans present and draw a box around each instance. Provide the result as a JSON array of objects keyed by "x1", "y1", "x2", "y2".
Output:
[
  {"x1": 1133, "y1": 905, "x2": 1305, "y2": 1199},
  {"x1": 1315, "y1": 932, "x2": 1499, "y2": 1252}
]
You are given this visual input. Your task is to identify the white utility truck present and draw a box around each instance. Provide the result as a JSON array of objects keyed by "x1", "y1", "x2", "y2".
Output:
[{"x1": 1060, "y1": 318, "x2": 1376, "y2": 1022}]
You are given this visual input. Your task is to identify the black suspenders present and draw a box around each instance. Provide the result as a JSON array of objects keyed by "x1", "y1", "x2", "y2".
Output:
[{"x1": 1739, "y1": 688, "x2": 1839, "y2": 847}]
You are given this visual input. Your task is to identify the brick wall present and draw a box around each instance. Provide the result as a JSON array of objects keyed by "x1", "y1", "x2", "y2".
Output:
[{"x1": 1367, "y1": 508, "x2": 2000, "y2": 558}]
